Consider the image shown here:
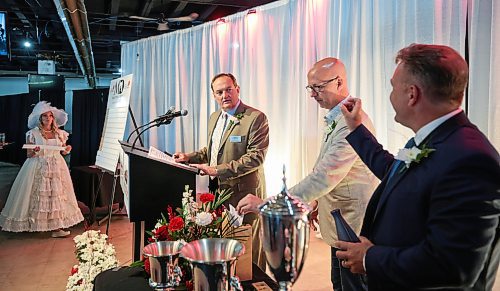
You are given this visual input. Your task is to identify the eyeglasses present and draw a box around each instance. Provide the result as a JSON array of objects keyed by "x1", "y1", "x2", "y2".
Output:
[
  {"x1": 214, "y1": 87, "x2": 235, "y2": 97},
  {"x1": 305, "y1": 76, "x2": 339, "y2": 94}
]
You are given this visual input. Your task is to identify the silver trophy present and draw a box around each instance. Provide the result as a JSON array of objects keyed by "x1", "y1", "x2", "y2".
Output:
[
  {"x1": 180, "y1": 238, "x2": 244, "y2": 291},
  {"x1": 143, "y1": 240, "x2": 185, "y2": 290},
  {"x1": 259, "y1": 167, "x2": 311, "y2": 290}
]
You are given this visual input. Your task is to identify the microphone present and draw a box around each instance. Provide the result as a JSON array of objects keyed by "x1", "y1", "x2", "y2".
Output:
[
  {"x1": 155, "y1": 109, "x2": 188, "y2": 124},
  {"x1": 167, "y1": 109, "x2": 188, "y2": 118}
]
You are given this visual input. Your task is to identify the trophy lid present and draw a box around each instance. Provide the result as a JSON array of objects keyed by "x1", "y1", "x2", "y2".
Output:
[{"x1": 259, "y1": 165, "x2": 311, "y2": 217}]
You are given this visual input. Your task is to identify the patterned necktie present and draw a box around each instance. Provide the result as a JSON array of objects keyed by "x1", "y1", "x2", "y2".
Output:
[
  {"x1": 209, "y1": 113, "x2": 228, "y2": 167},
  {"x1": 386, "y1": 137, "x2": 416, "y2": 182}
]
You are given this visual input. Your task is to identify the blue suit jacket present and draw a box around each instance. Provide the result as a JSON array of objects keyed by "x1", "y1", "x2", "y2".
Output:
[{"x1": 347, "y1": 112, "x2": 500, "y2": 291}]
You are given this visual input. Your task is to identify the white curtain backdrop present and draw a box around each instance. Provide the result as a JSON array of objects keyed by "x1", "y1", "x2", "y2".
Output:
[
  {"x1": 121, "y1": 0, "x2": 497, "y2": 195},
  {"x1": 468, "y1": 0, "x2": 500, "y2": 150}
]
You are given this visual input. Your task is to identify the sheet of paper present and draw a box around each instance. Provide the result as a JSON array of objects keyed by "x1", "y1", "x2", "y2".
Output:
[
  {"x1": 147, "y1": 146, "x2": 173, "y2": 162},
  {"x1": 22, "y1": 144, "x2": 66, "y2": 151},
  {"x1": 228, "y1": 204, "x2": 244, "y2": 227}
]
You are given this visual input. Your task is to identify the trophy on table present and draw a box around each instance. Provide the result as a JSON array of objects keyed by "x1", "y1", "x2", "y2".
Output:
[{"x1": 259, "y1": 167, "x2": 311, "y2": 290}]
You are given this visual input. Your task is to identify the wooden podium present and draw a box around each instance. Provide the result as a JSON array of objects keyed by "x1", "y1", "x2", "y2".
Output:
[{"x1": 120, "y1": 141, "x2": 198, "y2": 261}]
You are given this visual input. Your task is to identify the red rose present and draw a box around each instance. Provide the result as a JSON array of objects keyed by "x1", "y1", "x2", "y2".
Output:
[
  {"x1": 70, "y1": 266, "x2": 78, "y2": 275},
  {"x1": 168, "y1": 216, "x2": 184, "y2": 232},
  {"x1": 156, "y1": 225, "x2": 170, "y2": 241},
  {"x1": 199, "y1": 193, "x2": 215, "y2": 203}
]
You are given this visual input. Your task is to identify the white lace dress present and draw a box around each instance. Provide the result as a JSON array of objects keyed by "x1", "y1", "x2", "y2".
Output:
[{"x1": 0, "y1": 128, "x2": 84, "y2": 232}]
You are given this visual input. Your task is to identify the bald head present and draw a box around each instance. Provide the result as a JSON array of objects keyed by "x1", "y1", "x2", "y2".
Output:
[
  {"x1": 307, "y1": 58, "x2": 350, "y2": 109},
  {"x1": 308, "y1": 58, "x2": 348, "y2": 84}
]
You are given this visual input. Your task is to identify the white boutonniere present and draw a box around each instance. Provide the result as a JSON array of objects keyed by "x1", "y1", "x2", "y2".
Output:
[
  {"x1": 227, "y1": 112, "x2": 243, "y2": 128},
  {"x1": 395, "y1": 144, "x2": 435, "y2": 169},
  {"x1": 324, "y1": 121, "x2": 337, "y2": 142}
]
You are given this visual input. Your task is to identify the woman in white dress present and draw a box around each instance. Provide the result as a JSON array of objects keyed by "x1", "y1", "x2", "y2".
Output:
[{"x1": 0, "y1": 101, "x2": 84, "y2": 237}]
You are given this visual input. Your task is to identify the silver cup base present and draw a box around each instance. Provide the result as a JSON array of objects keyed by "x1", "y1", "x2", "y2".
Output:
[{"x1": 148, "y1": 278, "x2": 176, "y2": 290}]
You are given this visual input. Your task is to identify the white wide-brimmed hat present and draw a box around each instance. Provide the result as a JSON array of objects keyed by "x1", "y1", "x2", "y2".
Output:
[{"x1": 27, "y1": 101, "x2": 68, "y2": 129}]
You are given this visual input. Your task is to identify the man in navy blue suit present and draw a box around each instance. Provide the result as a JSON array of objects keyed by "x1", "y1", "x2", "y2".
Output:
[{"x1": 336, "y1": 43, "x2": 500, "y2": 290}]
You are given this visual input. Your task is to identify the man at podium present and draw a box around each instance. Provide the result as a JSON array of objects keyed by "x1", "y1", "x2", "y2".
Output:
[{"x1": 173, "y1": 73, "x2": 269, "y2": 271}]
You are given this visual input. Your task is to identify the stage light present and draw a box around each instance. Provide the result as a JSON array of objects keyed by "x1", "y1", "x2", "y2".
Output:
[{"x1": 23, "y1": 41, "x2": 32, "y2": 48}]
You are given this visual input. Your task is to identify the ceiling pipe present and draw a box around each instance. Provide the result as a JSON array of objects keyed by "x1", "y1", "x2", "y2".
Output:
[{"x1": 53, "y1": 0, "x2": 97, "y2": 88}]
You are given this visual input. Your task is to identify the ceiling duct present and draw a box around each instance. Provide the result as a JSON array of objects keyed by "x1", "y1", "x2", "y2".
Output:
[{"x1": 53, "y1": 0, "x2": 96, "y2": 88}]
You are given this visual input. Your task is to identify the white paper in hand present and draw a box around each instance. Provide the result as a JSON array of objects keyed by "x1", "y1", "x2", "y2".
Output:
[{"x1": 228, "y1": 204, "x2": 244, "y2": 227}]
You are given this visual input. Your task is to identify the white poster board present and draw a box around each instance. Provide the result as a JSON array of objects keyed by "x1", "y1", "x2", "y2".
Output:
[{"x1": 95, "y1": 74, "x2": 133, "y2": 173}]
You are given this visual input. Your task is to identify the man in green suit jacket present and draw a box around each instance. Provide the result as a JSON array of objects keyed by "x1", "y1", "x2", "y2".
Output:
[{"x1": 174, "y1": 73, "x2": 269, "y2": 270}]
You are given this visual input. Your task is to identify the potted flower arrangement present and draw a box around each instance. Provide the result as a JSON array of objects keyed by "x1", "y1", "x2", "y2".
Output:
[{"x1": 135, "y1": 185, "x2": 247, "y2": 289}]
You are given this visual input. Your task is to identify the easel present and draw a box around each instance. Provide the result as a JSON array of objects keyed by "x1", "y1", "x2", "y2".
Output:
[
  {"x1": 90, "y1": 166, "x2": 118, "y2": 236},
  {"x1": 94, "y1": 106, "x2": 142, "y2": 236},
  {"x1": 91, "y1": 74, "x2": 134, "y2": 235}
]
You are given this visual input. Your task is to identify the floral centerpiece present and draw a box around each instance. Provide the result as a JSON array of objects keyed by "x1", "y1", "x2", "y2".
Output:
[
  {"x1": 148, "y1": 185, "x2": 243, "y2": 242},
  {"x1": 136, "y1": 185, "x2": 246, "y2": 288},
  {"x1": 66, "y1": 230, "x2": 119, "y2": 291}
]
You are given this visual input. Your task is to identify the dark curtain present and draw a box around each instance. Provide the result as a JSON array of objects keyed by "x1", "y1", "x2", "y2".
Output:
[
  {"x1": 70, "y1": 88, "x2": 108, "y2": 209},
  {"x1": 0, "y1": 76, "x2": 65, "y2": 165},
  {"x1": 70, "y1": 88, "x2": 123, "y2": 212},
  {"x1": 70, "y1": 88, "x2": 108, "y2": 167}
]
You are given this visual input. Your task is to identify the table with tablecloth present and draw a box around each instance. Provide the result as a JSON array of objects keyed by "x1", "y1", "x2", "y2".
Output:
[{"x1": 93, "y1": 263, "x2": 279, "y2": 291}]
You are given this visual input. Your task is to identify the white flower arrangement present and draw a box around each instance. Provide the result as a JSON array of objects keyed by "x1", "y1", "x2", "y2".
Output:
[
  {"x1": 395, "y1": 145, "x2": 435, "y2": 168},
  {"x1": 66, "y1": 230, "x2": 119, "y2": 291},
  {"x1": 195, "y1": 212, "x2": 213, "y2": 226},
  {"x1": 181, "y1": 185, "x2": 198, "y2": 222}
]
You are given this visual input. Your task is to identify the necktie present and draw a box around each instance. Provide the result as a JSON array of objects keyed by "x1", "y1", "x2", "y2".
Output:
[
  {"x1": 386, "y1": 137, "x2": 416, "y2": 182},
  {"x1": 209, "y1": 113, "x2": 228, "y2": 167}
]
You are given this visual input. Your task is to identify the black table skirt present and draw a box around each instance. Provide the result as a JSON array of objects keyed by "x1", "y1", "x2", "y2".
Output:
[{"x1": 93, "y1": 263, "x2": 279, "y2": 291}]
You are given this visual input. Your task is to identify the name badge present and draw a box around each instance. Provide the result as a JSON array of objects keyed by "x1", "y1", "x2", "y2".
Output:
[{"x1": 229, "y1": 135, "x2": 242, "y2": 143}]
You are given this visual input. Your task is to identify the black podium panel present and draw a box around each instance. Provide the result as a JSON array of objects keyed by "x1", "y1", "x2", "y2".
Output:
[
  {"x1": 128, "y1": 153, "x2": 195, "y2": 223},
  {"x1": 120, "y1": 141, "x2": 198, "y2": 261}
]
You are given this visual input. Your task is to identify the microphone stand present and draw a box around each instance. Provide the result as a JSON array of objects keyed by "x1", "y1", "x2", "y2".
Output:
[
  {"x1": 130, "y1": 115, "x2": 176, "y2": 150},
  {"x1": 126, "y1": 119, "x2": 155, "y2": 143},
  {"x1": 126, "y1": 109, "x2": 175, "y2": 143}
]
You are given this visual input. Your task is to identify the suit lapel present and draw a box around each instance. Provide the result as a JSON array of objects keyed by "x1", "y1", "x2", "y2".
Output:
[
  {"x1": 370, "y1": 112, "x2": 470, "y2": 224},
  {"x1": 373, "y1": 162, "x2": 410, "y2": 218}
]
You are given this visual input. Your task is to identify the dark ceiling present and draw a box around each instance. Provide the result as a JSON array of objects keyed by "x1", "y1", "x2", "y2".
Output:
[{"x1": 0, "y1": 0, "x2": 277, "y2": 76}]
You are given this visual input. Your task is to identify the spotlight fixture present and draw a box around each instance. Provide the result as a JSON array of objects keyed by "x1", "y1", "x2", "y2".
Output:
[{"x1": 23, "y1": 32, "x2": 32, "y2": 48}]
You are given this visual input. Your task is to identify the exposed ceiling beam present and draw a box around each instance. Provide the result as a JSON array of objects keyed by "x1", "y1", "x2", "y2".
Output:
[
  {"x1": 108, "y1": 0, "x2": 121, "y2": 31},
  {"x1": 139, "y1": 0, "x2": 155, "y2": 16},
  {"x1": 5, "y1": 0, "x2": 36, "y2": 40},
  {"x1": 134, "y1": 0, "x2": 155, "y2": 34},
  {"x1": 169, "y1": 1, "x2": 188, "y2": 18}
]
